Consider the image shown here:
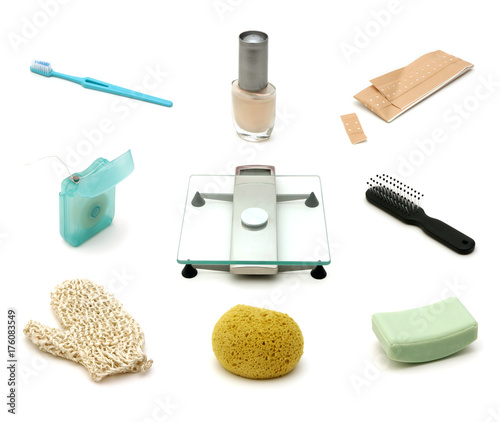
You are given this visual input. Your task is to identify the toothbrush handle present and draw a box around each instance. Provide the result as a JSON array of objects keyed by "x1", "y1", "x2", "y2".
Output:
[
  {"x1": 52, "y1": 71, "x2": 86, "y2": 85},
  {"x1": 81, "y1": 78, "x2": 173, "y2": 107}
]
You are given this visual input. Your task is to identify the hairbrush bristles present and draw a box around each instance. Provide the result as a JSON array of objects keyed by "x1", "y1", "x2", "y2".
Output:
[
  {"x1": 31, "y1": 60, "x2": 52, "y2": 74},
  {"x1": 366, "y1": 174, "x2": 423, "y2": 216}
]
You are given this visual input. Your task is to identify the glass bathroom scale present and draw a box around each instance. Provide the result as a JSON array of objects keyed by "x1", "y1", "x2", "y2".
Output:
[{"x1": 177, "y1": 166, "x2": 330, "y2": 278}]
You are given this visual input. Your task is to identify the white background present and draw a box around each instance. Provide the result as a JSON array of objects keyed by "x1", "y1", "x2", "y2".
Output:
[{"x1": 1, "y1": 0, "x2": 499, "y2": 421}]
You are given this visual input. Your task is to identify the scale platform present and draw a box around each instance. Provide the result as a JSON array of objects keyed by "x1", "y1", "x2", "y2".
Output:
[{"x1": 177, "y1": 166, "x2": 331, "y2": 278}]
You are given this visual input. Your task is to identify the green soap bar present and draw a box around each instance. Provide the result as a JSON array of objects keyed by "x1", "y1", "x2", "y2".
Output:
[{"x1": 372, "y1": 297, "x2": 478, "y2": 363}]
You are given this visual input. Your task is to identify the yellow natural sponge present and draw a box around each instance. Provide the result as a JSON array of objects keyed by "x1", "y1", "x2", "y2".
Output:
[{"x1": 212, "y1": 305, "x2": 304, "y2": 379}]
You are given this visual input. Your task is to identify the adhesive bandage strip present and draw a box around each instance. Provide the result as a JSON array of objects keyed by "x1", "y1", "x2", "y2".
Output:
[
  {"x1": 341, "y1": 113, "x2": 367, "y2": 144},
  {"x1": 354, "y1": 51, "x2": 473, "y2": 122}
]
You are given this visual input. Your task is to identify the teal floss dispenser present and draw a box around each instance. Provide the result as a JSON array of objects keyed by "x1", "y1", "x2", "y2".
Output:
[{"x1": 59, "y1": 150, "x2": 134, "y2": 246}]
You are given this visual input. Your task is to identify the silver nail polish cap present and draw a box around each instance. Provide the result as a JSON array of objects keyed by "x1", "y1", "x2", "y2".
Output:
[{"x1": 238, "y1": 30, "x2": 268, "y2": 92}]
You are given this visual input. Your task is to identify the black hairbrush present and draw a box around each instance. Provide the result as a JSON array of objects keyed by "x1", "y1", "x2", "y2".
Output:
[{"x1": 366, "y1": 174, "x2": 475, "y2": 255}]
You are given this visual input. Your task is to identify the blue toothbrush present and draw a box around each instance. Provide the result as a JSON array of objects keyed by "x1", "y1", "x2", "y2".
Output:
[{"x1": 30, "y1": 60, "x2": 173, "y2": 107}]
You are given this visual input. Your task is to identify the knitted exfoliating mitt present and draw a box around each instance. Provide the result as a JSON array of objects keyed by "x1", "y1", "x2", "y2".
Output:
[{"x1": 24, "y1": 279, "x2": 152, "y2": 382}]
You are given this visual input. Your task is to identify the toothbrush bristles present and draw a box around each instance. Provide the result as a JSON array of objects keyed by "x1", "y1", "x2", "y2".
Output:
[{"x1": 31, "y1": 60, "x2": 52, "y2": 74}]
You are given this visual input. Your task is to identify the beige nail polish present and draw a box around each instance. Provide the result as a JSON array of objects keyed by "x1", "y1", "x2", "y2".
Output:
[{"x1": 231, "y1": 31, "x2": 276, "y2": 142}]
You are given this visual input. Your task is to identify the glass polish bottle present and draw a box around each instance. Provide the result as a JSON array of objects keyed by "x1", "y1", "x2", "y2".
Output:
[{"x1": 231, "y1": 31, "x2": 276, "y2": 142}]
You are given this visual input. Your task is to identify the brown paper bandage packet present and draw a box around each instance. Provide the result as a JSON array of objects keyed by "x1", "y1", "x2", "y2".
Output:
[{"x1": 354, "y1": 51, "x2": 473, "y2": 122}]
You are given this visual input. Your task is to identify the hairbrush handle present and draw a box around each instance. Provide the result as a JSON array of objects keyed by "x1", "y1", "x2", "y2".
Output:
[{"x1": 414, "y1": 209, "x2": 475, "y2": 255}]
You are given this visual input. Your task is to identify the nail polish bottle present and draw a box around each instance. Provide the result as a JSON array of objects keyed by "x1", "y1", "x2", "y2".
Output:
[{"x1": 231, "y1": 31, "x2": 276, "y2": 142}]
